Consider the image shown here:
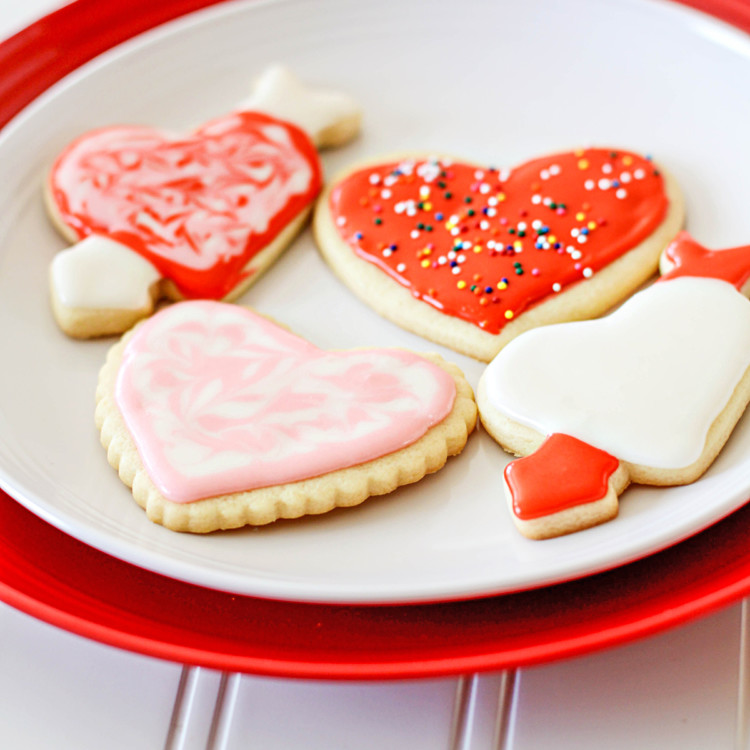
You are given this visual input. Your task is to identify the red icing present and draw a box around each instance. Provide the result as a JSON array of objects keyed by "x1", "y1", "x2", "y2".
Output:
[
  {"x1": 49, "y1": 111, "x2": 322, "y2": 299},
  {"x1": 329, "y1": 149, "x2": 669, "y2": 334},
  {"x1": 504, "y1": 433, "x2": 620, "y2": 521},
  {"x1": 660, "y1": 231, "x2": 750, "y2": 291}
]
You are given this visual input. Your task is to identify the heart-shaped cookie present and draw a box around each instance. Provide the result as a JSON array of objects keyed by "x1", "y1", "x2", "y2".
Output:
[
  {"x1": 477, "y1": 236, "x2": 750, "y2": 538},
  {"x1": 50, "y1": 112, "x2": 322, "y2": 300},
  {"x1": 96, "y1": 301, "x2": 477, "y2": 532},
  {"x1": 47, "y1": 67, "x2": 361, "y2": 339},
  {"x1": 314, "y1": 148, "x2": 684, "y2": 360}
]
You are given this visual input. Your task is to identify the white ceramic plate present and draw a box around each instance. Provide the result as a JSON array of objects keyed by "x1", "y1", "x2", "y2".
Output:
[{"x1": 0, "y1": 0, "x2": 749, "y2": 604}]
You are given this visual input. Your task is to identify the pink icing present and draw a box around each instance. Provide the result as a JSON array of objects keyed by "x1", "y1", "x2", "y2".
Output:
[{"x1": 114, "y1": 302, "x2": 457, "y2": 503}]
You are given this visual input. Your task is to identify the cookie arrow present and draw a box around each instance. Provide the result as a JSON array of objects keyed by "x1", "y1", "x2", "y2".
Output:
[
  {"x1": 47, "y1": 66, "x2": 361, "y2": 338},
  {"x1": 478, "y1": 236, "x2": 750, "y2": 539}
]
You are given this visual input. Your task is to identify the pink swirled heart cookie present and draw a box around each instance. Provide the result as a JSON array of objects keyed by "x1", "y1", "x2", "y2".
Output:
[
  {"x1": 96, "y1": 301, "x2": 477, "y2": 533},
  {"x1": 476, "y1": 233, "x2": 750, "y2": 539},
  {"x1": 47, "y1": 66, "x2": 361, "y2": 339},
  {"x1": 313, "y1": 148, "x2": 685, "y2": 360}
]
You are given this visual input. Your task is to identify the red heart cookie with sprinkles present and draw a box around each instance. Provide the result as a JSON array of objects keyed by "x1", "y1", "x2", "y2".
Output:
[{"x1": 314, "y1": 148, "x2": 684, "y2": 361}]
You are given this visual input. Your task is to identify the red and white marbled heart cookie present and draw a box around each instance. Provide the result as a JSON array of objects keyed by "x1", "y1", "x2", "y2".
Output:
[
  {"x1": 47, "y1": 66, "x2": 361, "y2": 339},
  {"x1": 313, "y1": 148, "x2": 684, "y2": 361}
]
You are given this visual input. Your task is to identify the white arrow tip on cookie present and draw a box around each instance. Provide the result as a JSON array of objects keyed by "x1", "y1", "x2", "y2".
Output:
[
  {"x1": 239, "y1": 65, "x2": 361, "y2": 149},
  {"x1": 50, "y1": 235, "x2": 162, "y2": 338}
]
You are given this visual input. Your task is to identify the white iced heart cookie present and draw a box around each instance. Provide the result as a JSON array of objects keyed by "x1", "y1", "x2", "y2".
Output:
[
  {"x1": 96, "y1": 301, "x2": 476, "y2": 533},
  {"x1": 477, "y1": 233, "x2": 750, "y2": 538},
  {"x1": 47, "y1": 66, "x2": 361, "y2": 339}
]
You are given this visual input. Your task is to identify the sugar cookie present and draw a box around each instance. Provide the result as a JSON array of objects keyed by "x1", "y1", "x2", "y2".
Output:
[
  {"x1": 314, "y1": 148, "x2": 684, "y2": 360},
  {"x1": 96, "y1": 301, "x2": 477, "y2": 533},
  {"x1": 47, "y1": 66, "x2": 361, "y2": 338},
  {"x1": 477, "y1": 233, "x2": 750, "y2": 538}
]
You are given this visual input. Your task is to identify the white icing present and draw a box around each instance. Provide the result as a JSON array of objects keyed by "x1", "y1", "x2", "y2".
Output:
[
  {"x1": 484, "y1": 277, "x2": 750, "y2": 469},
  {"x1": 239, "y1": 65, "x2": 359, "y2": 142},
  {"x1": 51, "y1": 235, "x2": 161, "y2": 310}
]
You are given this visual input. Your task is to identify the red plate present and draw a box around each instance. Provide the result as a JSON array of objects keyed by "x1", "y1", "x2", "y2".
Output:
[
  {"x1": 3, "y1": 485, "x2": 750, "y2": 680},
  {"x1": 1, "y1": 0, "x2": 750, "y2": 680}
]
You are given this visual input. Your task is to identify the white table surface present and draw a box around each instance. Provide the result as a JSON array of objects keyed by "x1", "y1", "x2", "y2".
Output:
[{"x1": 1, "y1": 1, "x2": 749, "y2": 748}]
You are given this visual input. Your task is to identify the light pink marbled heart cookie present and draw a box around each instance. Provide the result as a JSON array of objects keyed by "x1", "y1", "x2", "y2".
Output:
[{"x1": 96, "y1": 301, "x2": 477, "y2": 532}]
